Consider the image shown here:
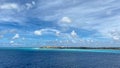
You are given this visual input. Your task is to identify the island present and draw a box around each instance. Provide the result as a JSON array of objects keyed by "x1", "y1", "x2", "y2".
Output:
[{"x1": 40, "y1": 46, "x2": 120, "y2": 50}]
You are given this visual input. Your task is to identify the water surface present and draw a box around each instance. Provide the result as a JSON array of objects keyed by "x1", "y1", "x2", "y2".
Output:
[{"x1": 0, "y1": 48, "x2": 120, "y2": 68}]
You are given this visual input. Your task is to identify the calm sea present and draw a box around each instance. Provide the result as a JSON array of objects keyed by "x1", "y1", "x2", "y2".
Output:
[{"x1": 0, "y1": 48, "x2": 120, "y2": 68}]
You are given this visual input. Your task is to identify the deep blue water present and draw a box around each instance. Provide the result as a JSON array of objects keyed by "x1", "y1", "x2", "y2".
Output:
[{"x1": 0, "y1": 48, "x2": 120, "y2": 68}]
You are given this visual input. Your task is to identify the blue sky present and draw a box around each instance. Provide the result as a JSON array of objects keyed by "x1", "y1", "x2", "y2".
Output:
[{"x1": 0, "y1": 0, "x2": 120, "y2": 47}]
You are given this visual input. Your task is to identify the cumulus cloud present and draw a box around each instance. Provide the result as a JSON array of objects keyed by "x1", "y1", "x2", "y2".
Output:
[
  {"x1": 10, "y1": 41, "x2": 14, "y2": 44},
  {"x1": 34, "y1": 28, "x2": 60, "y2": 36},
  {"x1": 12, "y1": 34, "x2": 20, "y2": 39},
  {"x1": 34, "y1": 30, "x2": 42, "y2": 36},
  {"x1": 33, "y1": 29, "x2": 93, "y2": 46},
  {"x1": 1, "y1": 0, "x2": 120, "y2": 46},
  {"x1": 71, "y1": 30, "x2": 77, "y2": 37},
  {"x1": 35, "y1": 0, "x2": 120, "y2": 40},
  {"x1": 60, "y1": 17, "x2": 72, "y2": 23},
  {"x1": 58, "y1": 16, "x2": 73, "y2": 30}
]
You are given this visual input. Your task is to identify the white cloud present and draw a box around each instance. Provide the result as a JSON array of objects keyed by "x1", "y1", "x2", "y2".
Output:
[
  {"x1": 33, "y1": 28, "x2": 92, "y2": 46},
  {"x1": 0, "y1": 1, "x2": 35, "y2": 24},
  {"x1": 34, "y1": 0, "x2": 120, "y2": 40},
  {"x1": 34, "y1": 28, "x2": 60, "y2": 36},
  {"x1": 60, "y1": 17, "x2": 72, "y2": 23},
  {"x1": 58, "y1": 16, "x2": 73, "y2": 29},
  {"x1": 56, "y1": 31, "x2": 60, "y2": 36},
  {"x1": 25, "y1": 1, "x2": 36, "y2": 9},
  {"x1": 0, "y1": 17, "x2": 24, "y2": 23},
  {"x1": 99, "y1": 29, "x2": 120, "y2": 41},
  {"x1": 110, "y1": 30, "x2": 120, "y2": 41},
  {"x1": 12, "y1": 34, "x2": 20, "y2": 39},
  {"x1": 34, "y1": 30, "x2": 42, "y2": 36},
  {"x1": 1, "y1": 0, "x2": 120, "y2": 46},
  {"x1": 112, "y1": 36, "x2": 120, "y2": 41},
  {"x1": 0, "y1": 3, "x2": 19, "y2": 10},
  {"x1": 71, "y1": 30, "x2": 77, "y2": 37},
  {"x1": 10, "y1": 41, "x2": 14, "y2": 44}
]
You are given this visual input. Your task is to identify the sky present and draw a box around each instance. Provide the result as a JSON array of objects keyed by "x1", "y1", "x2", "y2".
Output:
[{"x1": 0, "y1": 0, "x2": 120, "y2": 47}]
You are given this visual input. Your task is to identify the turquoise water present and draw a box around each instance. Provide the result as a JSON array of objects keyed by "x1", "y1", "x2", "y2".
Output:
[
  {"x1": 3, "y1": 47, "x2": 120, "y2": 53},
  {"x1": 0, "y1": 48, "x2": 120, "y2": 68}
]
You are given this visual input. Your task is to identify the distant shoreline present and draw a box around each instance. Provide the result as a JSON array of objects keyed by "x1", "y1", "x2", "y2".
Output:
[
  {"x1": 40, "y1": 46, "x2": 120, "y2": 50},
  {"x1": 0, "y1": 47, "x2": 120, "y2": 50}
]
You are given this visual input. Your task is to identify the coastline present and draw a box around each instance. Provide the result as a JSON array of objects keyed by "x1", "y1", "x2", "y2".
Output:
[
  {"x1": 40, "y1": 46, "x2": 120, "y2": 50},
  {"x1": 1, "y1": 47, "x2": 120, "y2": 50},
  {"x1": 0, "y1": 47, "x2": 120, "y2": 54}
]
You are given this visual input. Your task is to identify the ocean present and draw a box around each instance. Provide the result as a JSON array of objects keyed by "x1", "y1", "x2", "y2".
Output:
[{"x1": 0, "y1": 48, "x2": 120, "y2": 68}]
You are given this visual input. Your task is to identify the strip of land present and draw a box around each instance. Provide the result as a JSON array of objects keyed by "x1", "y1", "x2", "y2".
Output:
[{"x1": 40, "y1": 46, "x2": 120, "y2": 50}]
